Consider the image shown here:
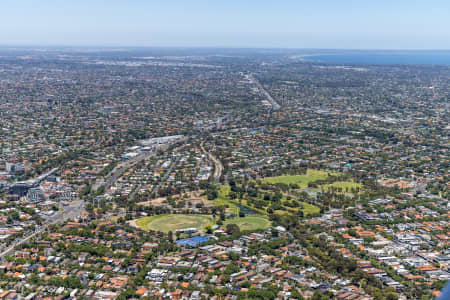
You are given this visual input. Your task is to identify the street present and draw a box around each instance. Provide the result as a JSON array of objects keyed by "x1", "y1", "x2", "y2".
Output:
[{"x1": 0, "y1": 200, "x2": 84, "y2": 259}]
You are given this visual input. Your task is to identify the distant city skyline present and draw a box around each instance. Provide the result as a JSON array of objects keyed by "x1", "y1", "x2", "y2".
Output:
[{"x1": 1, "y1": 0, "x2": 450, "y2": 49}]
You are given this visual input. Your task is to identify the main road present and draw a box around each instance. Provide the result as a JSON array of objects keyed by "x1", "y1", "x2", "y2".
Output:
[
  {"x1": 0, "y1": 199, "x2": 84, "y2": 259},
  {"x1": 93, "y1": 137, "x2": 187, "y2": 192},
  {"x1": 1, "y1": 136, "x2": 191, "y2": 259},
  {"x1": 245, "y1": 73, "x2": 281, "y2": 110},
  {"x1": 200, "y1": 142, "x2": 223, "y2": 182}
]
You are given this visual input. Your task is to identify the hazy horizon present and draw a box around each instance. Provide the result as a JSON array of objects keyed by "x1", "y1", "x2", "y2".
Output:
[
  {"x1": 1, "y1": 45, "x2": 450, "y2": 52},
  {"x1": 1, "y1": 0, "x2": 450, "y2": 50}
]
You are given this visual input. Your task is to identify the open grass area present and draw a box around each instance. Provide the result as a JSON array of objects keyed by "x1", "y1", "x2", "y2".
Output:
[
  {"x1": 213, "y1": 185, "x2": 240, "y2": 215},
  {"x1": 223, "y1": 215, "x2": 271, "y2": 231},
  {"x1": 277, "y1": 201, "x2": 320, "y2": 216},
  {"x1": 206, "y1": 170, "x2": 360, "y2": 220},
  {"x1": 135, "y1": 214, "x2": 213, "y2": 233},
  {"x1": 298, "y1": 201, "x2": 320, "y2": 215},
  {"x1": 321, "y1": 181, "x2": 362, "y2": 192},
  {"x1": 261, "y1": 169, "x2": 333, "y2": 188},
  {"x1": 213, "y1": 185, "x2": 321, "y2": 217}
]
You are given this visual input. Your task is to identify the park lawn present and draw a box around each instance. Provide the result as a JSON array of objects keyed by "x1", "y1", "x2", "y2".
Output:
[
  {"x1": 298, "y1": 201, "x2": 320, "y2": 215},
  {"x1": 261, "y1": 169, "x2": 334, "y2": 188},
  {"x1": 274, "y1": 209, "x2": 290, "y2": 216},
  {"x1": 213, "y1": 183, "x2": 321, "y2": 218},
  {"x1": 321, "y1": 181, "x2": 362, "y2": 193},
  {"x1": 213, "y1": 185, "x2": 240, "y2": 215},
  {"x1": 234, "y1": 199, "x2": 267, "y2": 215},
  {"x1": 238, "y1": 197, "x2": 319, "y2": 217},
  {"x1": 136, "y1": 214, "x2": 213, "y2": 233},
  {"x1": 280, "y1": 201, "x2": 320, "y2": 216},
  {"x1": 223, "y1": 215, "x2": 271, "y2": 231}
]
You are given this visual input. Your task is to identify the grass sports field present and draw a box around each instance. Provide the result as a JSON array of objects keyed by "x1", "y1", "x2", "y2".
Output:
[
  {"x1": 223, "y1": 215, "x2": 271, "y2": 231},
  {"x1": 261, "y1": 169, "x2": 332, "y2": 188},
  {"x1": 136, "y1": 214, "x2": 213, "y2": 233}
]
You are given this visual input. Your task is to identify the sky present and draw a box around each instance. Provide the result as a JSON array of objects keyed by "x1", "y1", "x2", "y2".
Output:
[{"x1": 1, "y1": 0, "x2": 449, "y2": 49}]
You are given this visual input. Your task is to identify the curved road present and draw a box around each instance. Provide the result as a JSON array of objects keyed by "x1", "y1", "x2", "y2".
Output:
[{"x1": 200, "y1": 143, "x2": 223, "y2": 182}]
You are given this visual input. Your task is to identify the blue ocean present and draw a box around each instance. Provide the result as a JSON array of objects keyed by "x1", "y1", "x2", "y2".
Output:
[{"x1": 304, "y1": 53, "x2": 450, "y2": 65}]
